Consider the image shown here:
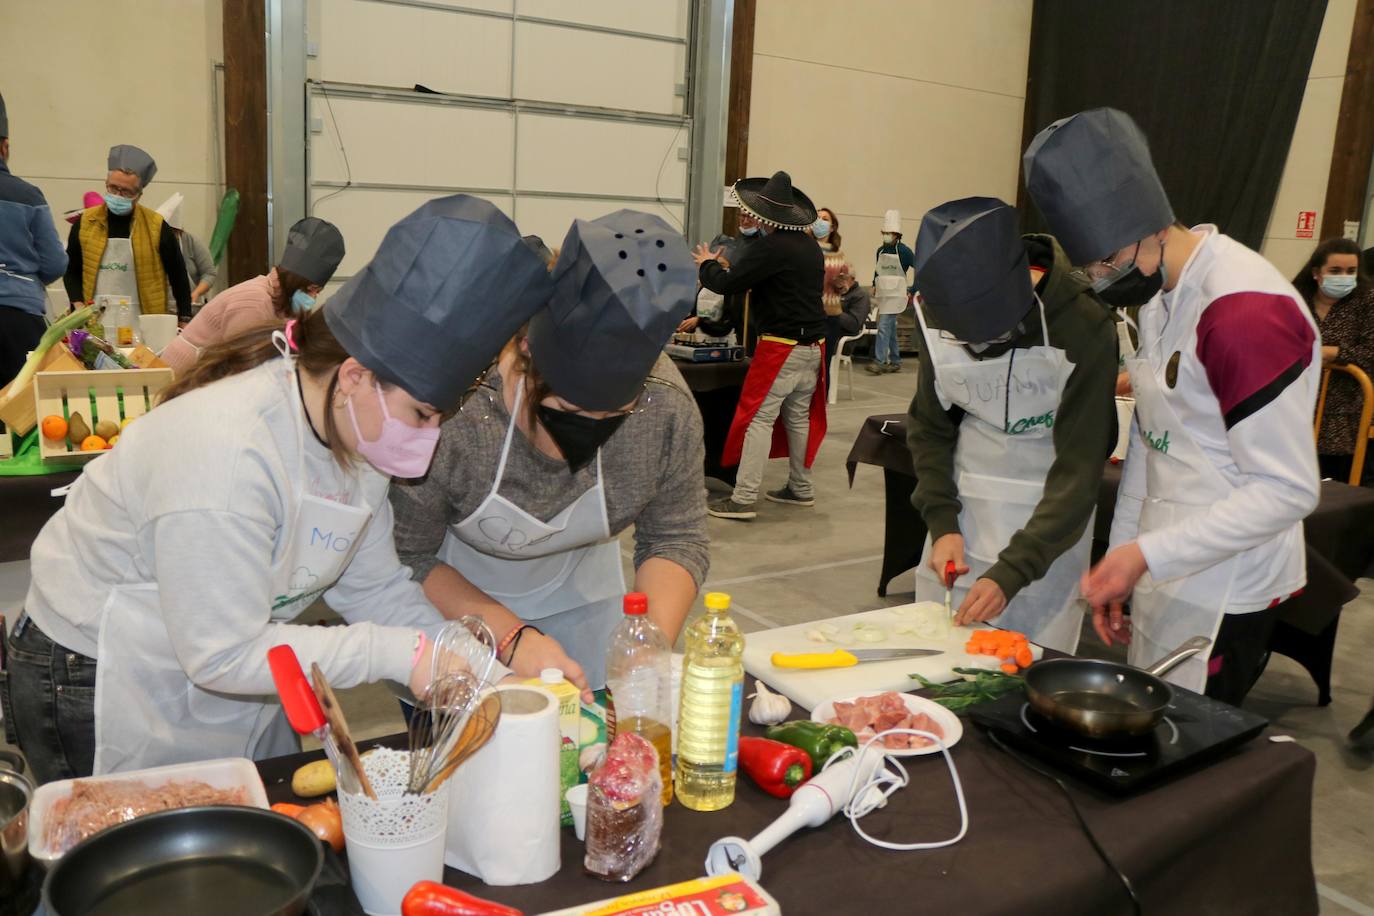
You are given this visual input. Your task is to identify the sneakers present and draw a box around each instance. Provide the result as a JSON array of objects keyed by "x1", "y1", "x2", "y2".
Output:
[
  {"x1": 708, "y1": 496, "x2": 757, "y2": 520},
  {"x1": 865, "y1": 362, "x2": 887, "y2": 375},
  {"x1": 885, "y1": 362, "x2": 902, "y2": 373},
  {"x1": 765, "y1": 486, "x2": 815, "y2": 507}
]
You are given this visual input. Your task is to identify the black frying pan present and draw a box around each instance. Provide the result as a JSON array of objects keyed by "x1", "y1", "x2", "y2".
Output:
[
  {"x1": 43, "y1": 806, "x2": 323, "y2": 916},
  {"x1": 1023, "y1": 636, "x2": 1212, "y2": 739}
]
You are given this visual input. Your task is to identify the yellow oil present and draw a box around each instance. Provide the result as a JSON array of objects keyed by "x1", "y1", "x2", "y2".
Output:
[
  {"x1": 675, "y1": 592, "x2": 744, "y2": 812},
  {"x1": 613, "y1": 715, "x2": 673, "y2": 806}
]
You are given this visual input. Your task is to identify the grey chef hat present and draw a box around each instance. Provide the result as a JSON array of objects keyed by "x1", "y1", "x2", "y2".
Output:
[
  {"x1": 0, "y1": 92, "x2": 8, "y2": 138},
  {"x1": 278, "y1": 217, "x2": 346, "y2": 286},
  {"x1": 913, "y1": 197, "x2": 1032, "y2": 344},
  {"x1": 107, "y1": 144, "x2": 157, "y2": 188},
  {"x1": 529, "y1": 209, "x2": 696, "y2": 411},
  {"x1": 1023, "y1": 108, "x2": 1175, "y2": 265},
  {"x1": 324, "y1": 194, "x2": 554, "y2": 410}
]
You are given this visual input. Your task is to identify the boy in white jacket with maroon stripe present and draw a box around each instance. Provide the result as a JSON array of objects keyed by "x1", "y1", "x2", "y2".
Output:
[{"x1": 1024, "y1": 108, "x2": 1320, "y2": 705}]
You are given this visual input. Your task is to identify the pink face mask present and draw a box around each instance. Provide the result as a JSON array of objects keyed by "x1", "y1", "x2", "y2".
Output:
[{"x1": 346, "y1": 382, "x2": 440, "y2": 478}]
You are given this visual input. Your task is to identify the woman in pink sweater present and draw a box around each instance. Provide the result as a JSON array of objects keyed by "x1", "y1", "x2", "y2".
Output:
[{"x1": 163, "y1": 217, "x2": 344, "y2": 375}]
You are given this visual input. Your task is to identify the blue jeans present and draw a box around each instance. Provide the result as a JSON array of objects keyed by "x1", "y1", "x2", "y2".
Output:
[
  {"x1": 1, "y1": 614, "x2": 97, "y2": 783},
  {"x1": 875, "y1": 314, "x2": 901, "y2": 366}
]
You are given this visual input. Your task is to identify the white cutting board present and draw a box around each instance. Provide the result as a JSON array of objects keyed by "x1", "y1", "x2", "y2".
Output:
[{"x1": 742, "y1": 602, "x2": 1042, "y2": 712}]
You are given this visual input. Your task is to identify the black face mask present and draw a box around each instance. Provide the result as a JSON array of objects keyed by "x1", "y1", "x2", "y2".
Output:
[
  {"x1": 1096, "y1": 264, "x2": 1164, "y2": 308},
  {"x1": 537, "y1": 406, "x2": 628, "y2": 473}
]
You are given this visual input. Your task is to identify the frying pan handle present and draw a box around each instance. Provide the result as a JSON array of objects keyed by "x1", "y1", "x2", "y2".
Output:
[{"x1": 1144, "y1": 636, "x2": 1213, "y2": 678}]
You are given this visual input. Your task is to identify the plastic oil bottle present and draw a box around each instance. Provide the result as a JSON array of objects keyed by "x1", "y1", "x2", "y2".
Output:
[
  {"x1": 605, "y1": 592, "x2": 674, "y2": 806},
  {"x1": 675, "y1": 592, "x2": 745, "y2": 811}
]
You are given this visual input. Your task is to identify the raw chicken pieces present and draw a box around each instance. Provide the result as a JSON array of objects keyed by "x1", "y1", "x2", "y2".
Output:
[{"x1": 828, "y1": 692, "x2": 944, "y2": 749}]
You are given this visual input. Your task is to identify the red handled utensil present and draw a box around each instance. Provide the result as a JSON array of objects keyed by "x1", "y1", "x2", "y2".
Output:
[
  {"x1": 267, "y1": 645, "x2": 360, "y2": 795},
  {"x1": 944, "y1": 560, "x2": 958, "y2": 621}
]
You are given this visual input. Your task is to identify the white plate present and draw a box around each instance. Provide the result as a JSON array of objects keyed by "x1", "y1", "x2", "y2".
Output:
[{"x1": 810, "y1": 691, "x2": 963, "y2": 757}]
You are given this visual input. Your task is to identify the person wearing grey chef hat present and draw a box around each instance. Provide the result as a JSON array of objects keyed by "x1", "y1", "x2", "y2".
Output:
[
  {"x1": 162, "y1": 216, "x2": 346, "y2": 376},
  {"x1": 1025, "y1": 108, "x2": 1321, "y2": 705},
  {"x1": 4, "y1": 194, "x2": 549, "y2": 781},
  {"x1": 0, "y1": 90, "x2": 70, "y2": 387},
  {"x1": 906, "y1": 197, "x2": 1117, "y2": 653},
  {"x1": 62, "y1": 143, "x2": 193, "y2": 321},
  {"x1": 390, "y1": 209, "x2": 709, "y2": 697}
]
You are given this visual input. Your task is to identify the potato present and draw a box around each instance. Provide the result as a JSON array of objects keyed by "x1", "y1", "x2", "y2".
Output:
[
  {"x1": 94, "y1": 419, "x2": 120, "y2": 441},
  {"x1": 291, "y1": 758, "x2": 336, "y2": 797}
]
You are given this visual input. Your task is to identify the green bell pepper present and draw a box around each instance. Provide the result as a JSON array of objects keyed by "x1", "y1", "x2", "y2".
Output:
[{"x1": 763, "y1": 720, "x2": 858, "y2": 769}]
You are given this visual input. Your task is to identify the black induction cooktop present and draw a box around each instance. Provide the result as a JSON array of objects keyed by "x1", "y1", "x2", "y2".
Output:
[{"x1": 970, "y1": 687, "x2": 1268, "y2": 795}]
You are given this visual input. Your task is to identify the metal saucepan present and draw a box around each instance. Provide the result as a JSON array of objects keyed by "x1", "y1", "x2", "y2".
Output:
[
  {"x1": 43, "y1": 805, "x2": 324, "y2": 916},
  {"x1": 1023, "y1": 636, "x2": 1212, "y2": 739},
  {"x1": 0, "y1": 750, "x2": 33, "y2": 898}
]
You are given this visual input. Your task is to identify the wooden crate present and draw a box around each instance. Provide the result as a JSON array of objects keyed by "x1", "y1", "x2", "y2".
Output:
[
  {"x1": 0, "y1": 347, "x2": 86, "y2": 436},
  {"x1": 35, "y1": 368, "x2": 174, "y2": 464}
]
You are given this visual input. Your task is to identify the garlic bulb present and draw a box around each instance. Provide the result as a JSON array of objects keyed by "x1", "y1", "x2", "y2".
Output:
[{"x1": 748, "y1": 680, "x2": 791, "y2": 725}]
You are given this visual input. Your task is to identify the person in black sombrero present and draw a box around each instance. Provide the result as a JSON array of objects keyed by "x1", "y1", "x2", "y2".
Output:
[{"x1": 694, "y1": 170, "x2": 827, "y2": 520}]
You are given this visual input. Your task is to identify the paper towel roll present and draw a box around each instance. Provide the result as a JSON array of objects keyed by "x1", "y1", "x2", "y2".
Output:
[{"x1": 445, "y1": 684, "x2": 562, "y2": 885}]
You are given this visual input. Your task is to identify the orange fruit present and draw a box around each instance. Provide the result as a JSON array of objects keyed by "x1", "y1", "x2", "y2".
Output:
[
  {"x1": 80, "y1": 435, "x2": 107, "y2": 451},
  {"x1": 41, "y1": 415, "x2": 68, "y2": 440}
]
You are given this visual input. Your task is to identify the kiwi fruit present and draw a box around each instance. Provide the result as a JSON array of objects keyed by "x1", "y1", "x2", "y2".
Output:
[{"x1": 95, "y1": 419, "x2": 120, "y2": 441}]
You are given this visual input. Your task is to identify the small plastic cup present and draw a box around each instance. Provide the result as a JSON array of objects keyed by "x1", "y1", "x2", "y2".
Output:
[{"x1": 565, "y1": 783, "x2": 588, "y2": 841}]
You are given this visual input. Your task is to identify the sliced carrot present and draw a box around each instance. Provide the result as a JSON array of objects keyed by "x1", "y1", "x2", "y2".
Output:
[
  {"x1": 1015, "y1": 647, "x2": 1033, "y2": 668},
  {"x1": 1000, "y1": 663, "x2": 1019, "y2": 674}
]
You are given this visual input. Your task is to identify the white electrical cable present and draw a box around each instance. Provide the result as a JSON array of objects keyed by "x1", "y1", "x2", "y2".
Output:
[{"x1": 822, "y1": 728, "x2": 969, "y2": 851}]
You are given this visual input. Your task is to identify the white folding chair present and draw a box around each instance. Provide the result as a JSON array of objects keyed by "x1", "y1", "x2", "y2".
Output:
[{"x1": 829, "y1": 307, "x2": 879, "y2": 404}]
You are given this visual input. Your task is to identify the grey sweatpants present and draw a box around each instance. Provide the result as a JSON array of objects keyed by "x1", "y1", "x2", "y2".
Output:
[{"x1": 732, "y1": 344, "x2": 821, "y2": 503}]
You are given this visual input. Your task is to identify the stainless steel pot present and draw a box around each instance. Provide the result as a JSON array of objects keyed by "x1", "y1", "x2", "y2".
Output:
[{"x1": 0, "y1": 749, "x2": 33, "y2": 897}]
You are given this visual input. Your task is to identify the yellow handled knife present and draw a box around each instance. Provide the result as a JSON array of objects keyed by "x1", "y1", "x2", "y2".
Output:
[{"x1": 771, "y1": 648, "x2": 943, "y2": 669}]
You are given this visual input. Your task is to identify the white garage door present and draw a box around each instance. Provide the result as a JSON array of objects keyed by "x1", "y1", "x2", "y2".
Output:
[{"x1": 304, "y1": 0, "x2": 696, "y2": 295}]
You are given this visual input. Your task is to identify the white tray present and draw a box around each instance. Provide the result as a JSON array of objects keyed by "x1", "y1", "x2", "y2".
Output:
[{"x1": 29, "y1": 756, "x2": 269, "y2": 867}]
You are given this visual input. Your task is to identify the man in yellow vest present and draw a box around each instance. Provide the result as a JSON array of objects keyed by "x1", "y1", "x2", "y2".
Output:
[{"x1": 63, "y1": 144, "x2": 191, "y2": 322}]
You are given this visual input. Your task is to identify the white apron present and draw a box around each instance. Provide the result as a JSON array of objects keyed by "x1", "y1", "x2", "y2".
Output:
[
  {"x1": 912, "y1": 297, "x2": 1089, "y2": 653},
  {"x1": 1112, "y1": 316, "x2": 1138, "y2": 462},
  {"x1": 874, "y1": 249, "x2": 907, "y2": 316},
  {"x1": 1122, "y1": 339, "x2": 1236, "y2": 694},
  {"x1": 93, "y1": 237, "x2": 140, "y2": 311},
  {"x1": 93, "y1": 348, "x2": 385, "y2": 773},
  {"x1": 439, "y1": 381, "x2": 625, "y2": 688}
]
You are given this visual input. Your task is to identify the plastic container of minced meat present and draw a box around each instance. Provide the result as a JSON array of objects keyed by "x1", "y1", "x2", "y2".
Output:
[{"x1": 29, "y1": 757, "x2": 269, "y2": 867}]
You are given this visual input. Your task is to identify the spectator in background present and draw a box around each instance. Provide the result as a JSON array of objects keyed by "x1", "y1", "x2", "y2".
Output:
[
  {"x1": 156, "y1": 193, "x2": 216, "y2": 307},
  {"x1": 0, "y1": 91, "x2": 69, "y2": 386},
  {"x1": 162, "y1": 217, "x2": 344, "y2": 376},
  {"x1": 1293, "y1": 237, "x2": 1374, "y2": 482},
  {"x1": 63, "y1": 145, "x2": 192, "y2": 321},
  {"x1": 823, "y1": 263, "x2": 872, "y2": 393},
  {"x1": 813, "y1": 207, "x2": 845, "y2": 318},
  {"x1": 870, "y1": 208, "x2": 914, "y2": 373}
]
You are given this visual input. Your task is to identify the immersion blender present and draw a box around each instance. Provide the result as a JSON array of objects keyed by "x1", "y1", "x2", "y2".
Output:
[{"x1": 704, "y1": 746, "x2": 889, "y2": 880}]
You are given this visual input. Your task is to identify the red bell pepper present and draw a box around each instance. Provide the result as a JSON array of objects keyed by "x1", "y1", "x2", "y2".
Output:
[
  {"x1": 738, "y1": 735, "x2": 813, "y2": 798},
  {"x1": 401, "y1": 881, "x2": 523, "y2": 916}
]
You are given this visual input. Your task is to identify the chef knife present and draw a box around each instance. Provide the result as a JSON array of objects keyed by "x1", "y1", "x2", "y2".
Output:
[
  {"x1": 770, "y1": 648, "x2": 944, "y2": 669},
  {"x1": 944, "y1": 559, "x2": 957, "y2": 621}
]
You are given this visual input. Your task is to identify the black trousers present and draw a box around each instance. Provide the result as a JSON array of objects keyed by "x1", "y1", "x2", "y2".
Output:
[
  {"x1": 0, "y1": 305, "x2": 47, "y2": 389},
  {"x1": 1204, "y1": 605, "x2": 1283, "y2": 707}
]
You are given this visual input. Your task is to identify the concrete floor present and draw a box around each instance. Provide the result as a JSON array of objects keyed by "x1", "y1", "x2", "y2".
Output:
[{"x1": 3, "y1": 361, "x2": 1372, "y2": 913}]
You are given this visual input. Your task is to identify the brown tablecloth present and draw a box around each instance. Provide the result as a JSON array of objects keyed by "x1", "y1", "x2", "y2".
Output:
[{"x1": 259, "y1": 715, "x2": 1317, "y2": 915}]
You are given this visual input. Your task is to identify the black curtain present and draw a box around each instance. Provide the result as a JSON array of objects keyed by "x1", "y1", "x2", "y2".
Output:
[{"x1": 1018, "y1": 0, "x2": 1326, "y2": 252}]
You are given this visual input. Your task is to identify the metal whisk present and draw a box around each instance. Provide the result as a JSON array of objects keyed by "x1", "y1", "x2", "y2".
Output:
[{"x1": 406, "y1": 617, "x2": 500, "y2": 794}]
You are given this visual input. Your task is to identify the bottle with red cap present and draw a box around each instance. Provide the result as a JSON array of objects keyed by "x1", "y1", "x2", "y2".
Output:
[{"x1": 605, "y1": 592, "x2": 673, "y2": 806}]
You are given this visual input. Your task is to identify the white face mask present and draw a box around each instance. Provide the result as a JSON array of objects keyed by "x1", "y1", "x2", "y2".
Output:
[
  {"x1": 1320, "y1": 274, "x2": 1357, "y2": 299},
  {"x1": 882, "y1": 233, "x2": 897, "y2": 245}
]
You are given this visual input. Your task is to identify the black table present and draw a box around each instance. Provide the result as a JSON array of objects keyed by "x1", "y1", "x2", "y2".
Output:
[
  {"x1": 847, "y1": 413, "x2": 1374, "y2": 704},
  {"x1": 259, "y1": 712, "x2": 1317, "y2": 916},
  {"x1": 0, "y1": 470, "x2": 80, "y2": 562},
  {"x1": 673, "y1": 357, "x2": 749, "y2": 486}
]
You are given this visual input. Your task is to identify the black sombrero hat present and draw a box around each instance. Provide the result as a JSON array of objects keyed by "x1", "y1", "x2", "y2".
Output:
[{"x1": 731, "y1": 170, "x2": 818, "y2": 231}]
